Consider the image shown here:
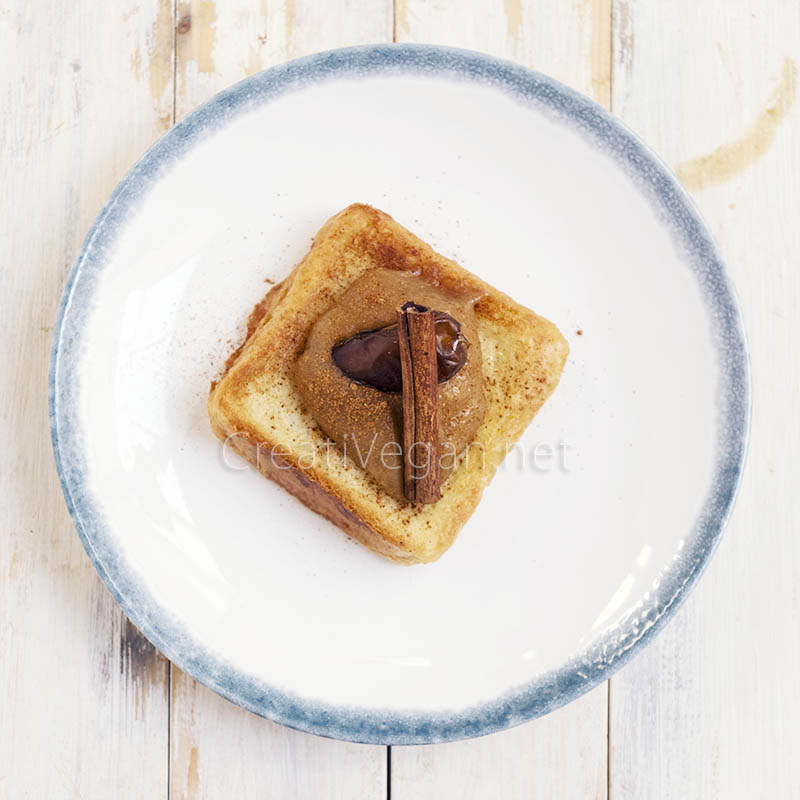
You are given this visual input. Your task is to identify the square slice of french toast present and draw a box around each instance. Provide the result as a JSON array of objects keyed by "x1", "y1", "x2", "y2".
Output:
[{"x1": 208, "y1": 204, "x2": 568, "y2": 563}]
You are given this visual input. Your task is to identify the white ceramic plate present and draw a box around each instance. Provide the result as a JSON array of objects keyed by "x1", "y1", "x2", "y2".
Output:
[{"x1": 50, "y1": 45, "x2": 750, "y2": 744}]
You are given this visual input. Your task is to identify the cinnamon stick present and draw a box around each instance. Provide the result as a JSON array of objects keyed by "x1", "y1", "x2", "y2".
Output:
[{"x1": 397, "y1": 302, "x2": 441, "y2": 503}]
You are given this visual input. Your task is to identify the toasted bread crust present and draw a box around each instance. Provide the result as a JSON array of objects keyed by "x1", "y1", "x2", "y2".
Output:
[
  {"x1": 209, "y1": 204, "x2": 569, "y2": 563},
  {"x1": 213, "y1": 424, "x2": 417, "y2": 564}
]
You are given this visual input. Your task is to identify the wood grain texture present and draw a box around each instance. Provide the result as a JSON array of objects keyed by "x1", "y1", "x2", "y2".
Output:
[
  {"x1": 396, "y1": 0, "x2": 611, "y2": 105},
  {"x1": 169, "y1": 2, "x2": 392, "y2": 798},
  {"x1": 0, "y1": 2, "x2": 173, "y2": 798},
  {"x1": 391, "y1": 686, "x2": 608, "y2": 800},
  {"x1": 5, "y1": 1, "x2": 800, "y2": 796},
  {"x1": 609, "y1": 1, "x2": 800, "y2": 797},
  {"x1": 170, "y1": 669, "x2": 387, "y2": 800},
  {"x1": 174, "y1": 0, "x2": 393, "y2": 118},
  {"x1": 392, "y1": 3, "x2": 611, "y2": 797}
]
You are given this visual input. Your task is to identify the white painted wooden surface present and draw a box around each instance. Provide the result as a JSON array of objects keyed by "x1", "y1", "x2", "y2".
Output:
[
  {"x1": 0, "y1": 3, "x2": 173, "y2": 798},
  {"x1": 2, "y1": 1, "x2": 798, "y2": 798},
  {"x1": 608, "y1": 2, "x2": 800, "y2": 797}
]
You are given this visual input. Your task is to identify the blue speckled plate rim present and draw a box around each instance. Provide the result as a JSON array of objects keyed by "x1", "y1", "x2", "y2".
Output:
[{"x1": 50, "y1": 43, "x2": 751, "y2": 745}]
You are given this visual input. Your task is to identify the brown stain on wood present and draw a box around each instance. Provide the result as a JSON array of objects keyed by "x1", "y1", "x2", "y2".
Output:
[
  {"x1": 677, "y1": 58, "x2": 796, "y2": 191},
  {"x1": 578, "y1": 0, "x2": 611, "y2": 107},
  {"x1": 504, "y1": 0, "x2": 522, "y2": 52}
]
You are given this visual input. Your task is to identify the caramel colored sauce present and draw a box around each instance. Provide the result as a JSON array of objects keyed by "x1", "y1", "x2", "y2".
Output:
[{"x1": 293, "y1": 269, "x2": 486, "y2": 502}]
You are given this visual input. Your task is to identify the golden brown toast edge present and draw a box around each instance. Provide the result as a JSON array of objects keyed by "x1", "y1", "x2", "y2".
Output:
[{"x1": 208, "y1": 204, "x2": 569, "y2": 563}]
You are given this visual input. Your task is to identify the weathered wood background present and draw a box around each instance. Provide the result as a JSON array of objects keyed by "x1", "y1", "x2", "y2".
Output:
[{"x1": 2, "y1": 1, "x2": 798, "y2": 797}]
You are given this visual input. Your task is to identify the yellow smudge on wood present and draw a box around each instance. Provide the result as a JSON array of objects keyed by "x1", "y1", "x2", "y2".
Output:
[
  {"x1": 8, "y1": 543, "x2": 20, "y2": 578},
  {"x1": 579, "y1": 0, "x2": 611, "y2": 107},
  {"x1": 187, "y1": 746, "x2": 200, "y2": 796},
  {"x1": 504, "y1": 0, "x2": 522, "y2": 52},
  {"x1": 194, "y1": 1, "x2": 218, "y2": 74},
  {"x1": 176, "y1": 0, "x2": 218, "y2": 89},
  {"x1": 394, "y1": 0, "x2": 409, "y2": 40},
  {"x1": 246, "y1": 45, "x2": 262, "y2": 76},
  {"x1": 130, "y1": 47, "x2": 141, "y2": 81},
  {"x1": 195, "y1": 0, "x2": 217, "y2": 74},
  {"x1": 148, "y1": 0, "x2": 173, "y2": 104},
  {"x1": 285, "y1": 0, "x2": 294, "y2": 57},
  {"x1": 677, "y1": 58, "x2": 796, "y2": 191}
]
